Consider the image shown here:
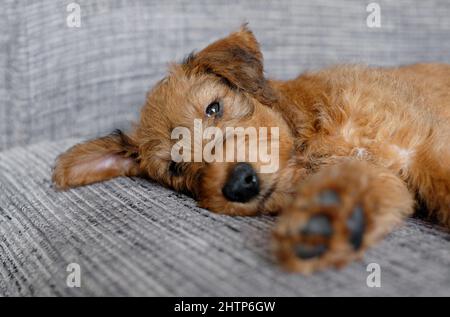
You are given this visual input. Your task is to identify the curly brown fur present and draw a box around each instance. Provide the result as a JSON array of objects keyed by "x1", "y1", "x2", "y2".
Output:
[{"x1": 53, "y1": 26, "x2": 450, "y2": 273}]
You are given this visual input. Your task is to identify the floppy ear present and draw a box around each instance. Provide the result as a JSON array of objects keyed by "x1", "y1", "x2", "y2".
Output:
[
  {"x1": 52, "y1": 130, "x2": 143, "y2": 189},
  {"x1": 183, "y1": 25, "x2": 277, "y2": 104}
]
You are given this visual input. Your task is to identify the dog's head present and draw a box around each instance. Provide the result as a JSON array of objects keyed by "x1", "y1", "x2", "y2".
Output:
[{"x1": 53, "y1": 26, "x2": 296, "y2": 216}]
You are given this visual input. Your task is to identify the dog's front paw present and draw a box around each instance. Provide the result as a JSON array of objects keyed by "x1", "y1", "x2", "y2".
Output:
[
  {"x1": 273, "y1": 187, "x2": 368, "y2": 274},
  {"x1": 271, "y1": 162, "x2": 397, "y2": 274}
]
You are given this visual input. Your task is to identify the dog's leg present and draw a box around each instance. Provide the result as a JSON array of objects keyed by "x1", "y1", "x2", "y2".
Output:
[
  {"x1": 410, "y1": 145, "x2": 450, "y2": 228},
  {"x1": 273, "y1": 160, "x2": 414, "y2": 274},
  {"x1": 416, "y1": 171, "x2": 450, "y2": 229}
]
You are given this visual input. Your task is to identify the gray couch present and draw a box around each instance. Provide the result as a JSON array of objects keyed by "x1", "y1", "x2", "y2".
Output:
[{"x1": 0, "y1": 0, "x2": 449, "y2": 296}]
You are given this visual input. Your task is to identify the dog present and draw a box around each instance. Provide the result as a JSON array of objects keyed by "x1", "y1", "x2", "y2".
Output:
[{"x1": 53, "y1": 26, "x2": 450, "y2": 274}]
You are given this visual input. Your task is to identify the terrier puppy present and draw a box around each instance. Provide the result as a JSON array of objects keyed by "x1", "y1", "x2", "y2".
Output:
[{"x1": 53, "y1": 26, "x2": 450, "y2": 274}]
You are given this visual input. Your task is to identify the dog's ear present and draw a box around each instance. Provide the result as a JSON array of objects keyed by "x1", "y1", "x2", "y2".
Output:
[
  {"x1": 52, "y1": 130, "x2": 143, "y2": 189},
  {"x1": 183, "y1": 25, "x2": 277, "y2": 104}
]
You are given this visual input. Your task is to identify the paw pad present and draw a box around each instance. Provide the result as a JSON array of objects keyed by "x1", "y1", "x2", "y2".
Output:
[
  {"x1": 293, "y1": 203, "x2": 366, "y2": 261},
  {"x1": 347, "y1": 206, "x2": 365, "y2": 250},
  {"x1": 295, "y1": 244, "x2": 328, "y2": 260},
  {"x1": 317, "y1": 189, "x2": 341, "y2": 206},
  {"x1": 296, "y1": 214, "x2": 333, "y2": 260},
  {"x1": 300, "y1": 214, "x2": 333, "y2": 237}
]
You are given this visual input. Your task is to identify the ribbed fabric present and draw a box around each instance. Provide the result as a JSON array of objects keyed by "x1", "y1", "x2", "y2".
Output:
[
  {"x1": 1, "y1": 0, "x2": 450, "y2": 150},
  {"x1": 1, "y1": 0, "x2": 450, "y2": 296},
  {"x1": 0, "y1": 140, "x2": 449, "y2": 296}
]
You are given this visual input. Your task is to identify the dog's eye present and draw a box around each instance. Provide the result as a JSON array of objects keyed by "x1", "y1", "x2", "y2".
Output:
[{"x1": 205, "y1": 101, "x2": 222, "y2": 118}]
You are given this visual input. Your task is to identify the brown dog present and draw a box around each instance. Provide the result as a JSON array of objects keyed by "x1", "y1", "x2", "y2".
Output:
[{"x1": 53, "y1": 26, "x2": 450, "y2": 274}]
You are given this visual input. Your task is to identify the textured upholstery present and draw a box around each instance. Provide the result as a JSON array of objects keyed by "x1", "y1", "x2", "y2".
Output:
[
  {"x1": 0, "y1": 140, "x2": 449, "y2": 296},
  {"x1": 0, "y1": 0, "x2": 449, "y2": 296}
]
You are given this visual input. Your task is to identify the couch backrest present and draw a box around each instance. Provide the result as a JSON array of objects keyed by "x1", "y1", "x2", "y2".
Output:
[{"x1": 1, "y1": 0, "x2": 449, "y2": 150}]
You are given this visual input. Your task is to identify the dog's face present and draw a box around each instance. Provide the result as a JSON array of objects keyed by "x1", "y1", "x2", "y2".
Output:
[
  {"x1": 53, "y1": 27, "x2": 295, "y2": 216},
  {"x1": 135, "y1": 27, "x2": 294, "y2": 215}
]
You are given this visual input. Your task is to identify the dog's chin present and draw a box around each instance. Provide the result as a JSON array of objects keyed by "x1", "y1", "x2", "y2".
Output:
[
  {"x1": 198, "y1": 196, "x2": 260, "y2": 216},
  {"x1": 256, "y1": 178, "x2": 296, "y2": 215}
]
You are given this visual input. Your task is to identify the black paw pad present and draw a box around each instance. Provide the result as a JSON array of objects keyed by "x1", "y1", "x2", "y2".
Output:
[
  {"x1": 347, "y1": 206, "x2": 365, "y2": 250},
  {"x1": 295, "y1": 215, "x2": 333, "y2": 260},
  {"x1": 317, "y1": 189, "x2": 340, "y2": 206},
  {"x1": 295, "y1": 244, "x2": 327, "y2": 260},
  {"x1": 300, "y1": 214, "x2": 333, "y2": 237}
]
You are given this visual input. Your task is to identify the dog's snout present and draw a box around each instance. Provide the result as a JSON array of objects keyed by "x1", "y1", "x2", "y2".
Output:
[{"x1": 222, "y1": 163, "x2": 260, "y2": 203}]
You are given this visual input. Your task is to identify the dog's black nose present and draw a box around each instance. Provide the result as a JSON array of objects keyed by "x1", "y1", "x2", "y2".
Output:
[{"x1": 222, "y1": 163, "x2": 260, "y2": 203}]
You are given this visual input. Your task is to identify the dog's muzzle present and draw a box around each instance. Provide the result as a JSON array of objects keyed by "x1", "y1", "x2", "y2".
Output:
[{"x1": 222, "y1": 163, "x2": 260, "y2": 203}]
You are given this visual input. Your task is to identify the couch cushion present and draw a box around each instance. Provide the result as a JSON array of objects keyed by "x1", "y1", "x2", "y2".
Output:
[
  {"x1": 0, "y1": 139, "x2": 449, "y2": 296},
  {"x1": 2, "y1": 0, "x2": 450, "y2": 150}
]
